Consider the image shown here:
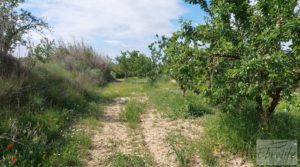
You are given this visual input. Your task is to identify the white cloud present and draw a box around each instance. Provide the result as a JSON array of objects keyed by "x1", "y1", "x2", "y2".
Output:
[{"x1": 22, "y1": 0, "x2": 187, "y2": 57}]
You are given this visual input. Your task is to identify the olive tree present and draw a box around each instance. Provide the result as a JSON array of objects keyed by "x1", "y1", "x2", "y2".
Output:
[{"x1": 159, "y1": 0, "x2": 300, "y2": 120}]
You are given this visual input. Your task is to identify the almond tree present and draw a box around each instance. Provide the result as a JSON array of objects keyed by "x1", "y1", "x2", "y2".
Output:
[{"x1": 159, "y1": 0, "x2": 300, "y2": 120}]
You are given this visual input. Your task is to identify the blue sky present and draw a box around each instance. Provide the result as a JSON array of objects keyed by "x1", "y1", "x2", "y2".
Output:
[{"x1": 23, "y1": 0, "x2": 206, "y2": 58}]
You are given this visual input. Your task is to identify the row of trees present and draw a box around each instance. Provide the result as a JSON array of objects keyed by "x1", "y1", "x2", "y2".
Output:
[
  {"x1": 114, "y1": 50, "x2": 162, "y2": 82},
  {"x1": 2, "y1": 0, "x2": 299, "y2": 121},
  {"x1": 121, "y1": 0, "x2": 299, "y2": 121}
]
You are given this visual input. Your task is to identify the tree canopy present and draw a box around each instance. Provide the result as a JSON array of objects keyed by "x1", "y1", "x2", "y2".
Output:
[
  {"x1": 115, "y1": 50, "x2": 153, "y2": 78},
  {"x1": 157, "y1": 0, "x2": 300, "y2": 120},
  {"x1": 0, "y1": 0, "x2": 48, "y2": 56}
]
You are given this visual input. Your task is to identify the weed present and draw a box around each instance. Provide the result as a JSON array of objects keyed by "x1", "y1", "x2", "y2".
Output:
[
  {"x1": 167, "y1": 134, "x2": 192, "y2": 167},
  {"x1": 119, "y1": 100, "x2": 146, "y2": 128}
]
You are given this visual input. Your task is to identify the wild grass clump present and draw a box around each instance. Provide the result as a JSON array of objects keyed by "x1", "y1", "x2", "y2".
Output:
[
  {"x1": 119, "y1": 100, "x2": 146, "y2": 128},
  {"x1": 167, "y1": 134, "x2": 193, "y2": 167}
]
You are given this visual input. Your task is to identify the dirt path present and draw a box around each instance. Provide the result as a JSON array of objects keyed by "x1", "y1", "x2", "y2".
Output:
[
  {"x1": 86, "y1": 96, "x2": 205, "y2": 167},
  {"x1": 86, "y1": 97, "x2": 139, "y2": 167},
  {"x1": 85, "y1": 96, "x2": 253, "y2": 167}
]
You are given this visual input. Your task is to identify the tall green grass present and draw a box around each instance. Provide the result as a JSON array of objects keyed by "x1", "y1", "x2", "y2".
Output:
[
  {"x1": 110, "y1": 153, "x2": 152, "y2": 167},
  {"x1": 147, "y1": 82, "x2": 215, "y2": 119},
  {"x1": 167, "y1": 134, "x2": 193, "y2": 167},
  {"x1": 119, "y1": 100, "x2": 146, "y2": 129}
]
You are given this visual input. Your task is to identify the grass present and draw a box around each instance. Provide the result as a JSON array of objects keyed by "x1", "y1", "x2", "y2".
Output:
[
  {"x1": 143, "y1": 79, "x2": 216, "y2": 119},
  {"x1": 167, "y1": 134, "x2": 193, "y2": 167},
  {"x1": 110, "y1": 78, "x2": 300, "y2": 166},
  {"x1": 0, "y1": 106, "x2": 99, "y2": 166},
  {"x1": 196, "y1": 96, "x2": 300, "y2": 166},
  {"x1": 110, "y1": 153, "x2": 151, "y2": 167},
  {"x1": 100, "y1": 78, "x2": 300, "y2": 166},
  {"x1": 119, "y1": 100, "x2": 146, "y2": 129},
  {"x1": 100, "y1": 77, "x2": 150, "y2": 99},
  {"x1": 0, "y1": 42, "x2": 111, "y2": 166},
  {"x1": 1, "y1": 68, "x2": 298, "y2": 167}
]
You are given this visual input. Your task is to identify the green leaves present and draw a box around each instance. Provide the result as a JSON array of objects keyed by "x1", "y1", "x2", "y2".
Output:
[
  {"x1": 0, "y1": 0, "x2": 48, "y2": 55},
  {"x1": 156, "y1": 0, "x2": 300, "y2": 118},
  {"x1": 115, "y1": 50, "x2": 153, "y2": 78}
]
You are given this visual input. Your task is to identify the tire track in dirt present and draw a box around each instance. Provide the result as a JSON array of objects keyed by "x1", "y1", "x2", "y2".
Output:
[
  {"x1": 141, "y1": 109, "x2": 204, "y2": 167},
  {"x1": 86, "y1": 97, "x2": 150, "y2": 167}
]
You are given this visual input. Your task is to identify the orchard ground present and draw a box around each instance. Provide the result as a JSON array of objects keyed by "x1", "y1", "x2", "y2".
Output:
[{"x1": 82, "y1": 77, "x2": 300, "y2": 167}]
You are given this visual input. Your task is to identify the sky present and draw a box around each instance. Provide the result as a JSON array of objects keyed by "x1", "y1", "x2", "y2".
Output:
[{"x1": 21, "y1": 0, "x2": 206, "y2": 58}]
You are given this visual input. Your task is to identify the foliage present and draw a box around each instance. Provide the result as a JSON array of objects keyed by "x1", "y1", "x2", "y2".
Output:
[
  {"x1": 0, "y1": 0, "x2": 48, "y2": 55},
  {"x1": 30, "y1": 38, "x2": 55, "y2": 63},
  {"x1": 0, "y1": 40, "x2": 112, "y2": 166},
  {"x1": 156, "y1": 0, "x2": 300, "y2": 120},
  {"x1": 147, "y1": 36, "x2": 166, "y2": 83},
  {"x1": 115, "y1": 50, "x2": 153, "y2": 78},
  {"x1": 197, "y1": 96, "x2": 300, "y2": 166},
  {"x1": 55, "y1": 41, "x2": 113, "y2": 85},
  {"x1": 157, "y1": 22, "x2": 205, "y2": 95}
]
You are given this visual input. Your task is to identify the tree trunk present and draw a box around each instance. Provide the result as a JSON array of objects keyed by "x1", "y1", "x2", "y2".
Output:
[
  {"x1": 256, "y1": 88, "x2": 282, "y2": 121},
  {"x1": 267, "y1": 88, "x2": 282, "y2": 115},
  {"x1": 256, "y1": 95, "x2": 269, "y2": 121},
  {"x1": 180, "y1": 85, "x2": 186, "y2": 96},
  {"x1": 0, "y1": 52, "x2": 19, "y2": 76}
]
